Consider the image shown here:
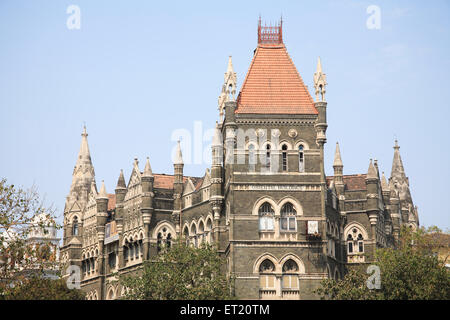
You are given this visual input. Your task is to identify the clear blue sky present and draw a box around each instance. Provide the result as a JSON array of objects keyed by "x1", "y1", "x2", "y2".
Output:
[{"x1": 0, "y1": 0, "x2": 449, "y2": 230}]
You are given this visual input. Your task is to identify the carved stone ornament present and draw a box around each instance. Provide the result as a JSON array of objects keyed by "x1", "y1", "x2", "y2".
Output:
[
  {"x1": 271, "y1": 129, "x2": 281, "y2": 138},
  {"x1": 256, "y1": 129, "x2": 266, "y2": 138},
  {"x1": 288, "y1": 129, "x2": 298, "y2": 138}
]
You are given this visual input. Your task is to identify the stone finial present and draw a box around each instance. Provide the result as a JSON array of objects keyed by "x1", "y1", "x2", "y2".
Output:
[
  {"x1": 313, "y1": 56, "x2": 327, "y2": 102},
  {"x1": 333, "y1": 142, "x2": 343, "y2": 167},
  {"x1": 218, "y1": 56, "x2": 237, "y2": 122},
  {"x1": 97, "y1": 180, "x2": 108, "y2": 199},
  {"x1": 381, "y1": 172, "x2": 389, "y2": 191},
  {"x1": 143, "y1": 157, "x2": 153, "y2": 177},
  {"x1": 367, "y1": 159, "x2": 377, "y2": 180},
  {"x1": 174, "y1": 141, "x2": 184, "y2": 165},
  {"x1": 116, "y1": 169, "x2": 126, "y2": 189}
]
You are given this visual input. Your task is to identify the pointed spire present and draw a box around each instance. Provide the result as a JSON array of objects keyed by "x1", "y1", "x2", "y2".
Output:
[
  {"x1": 97, "y1": 180, "x2": 108, "y2": 199},
  {"x1": 116, "y1": 169, "x2": 126, "y2": 189},
  {"x1": 333, "y1": 142, "x2": 343, "y2": 167},
  {"x1": 174, "y1": 141, "x2": 184, "y2": 165},
  {"x1": 143, "y1": 157, "x2": 153, "y2": 177},
  {"x1": 391, "y1": 140, "x2": 406, "y2": 180},
  {"x1": 67, "y1": 125, "x2": 96, "y2": 210},
  {"x1": 218, "y1": 56, "x2": 237, "y2": 122},
  {"x1": 314, "y1": 56, "x2": 327, "y2": 102},
  {"x1": 133, "y1": 157, "x2": 141, "y2": 175},
  {"x1": 226, "y1": 56, "x2": 234, "y2": 74},
  {"x1": 75, "y1": 125, "x2": 93, "y2": 169},
  {"x1": 381, "y1": 172, "x2": 389, "y2": 191},
  {"x1": 316, "y1": 56, "x2": 323, "y2": 73},
  {"x1": 367, "y1": 159, "x2": 377, "y2": 179}
]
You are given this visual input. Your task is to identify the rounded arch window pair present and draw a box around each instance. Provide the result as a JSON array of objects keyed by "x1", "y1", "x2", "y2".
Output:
[
  {"x1": 347, "y1": 227, "x2": 364, "y2": 254},
  {"x1": 258, "y1": 202, "x2": 297, "y2": 232},
  {"x1": 258, "y1": 258, "x2": 300, "y2": 290}
]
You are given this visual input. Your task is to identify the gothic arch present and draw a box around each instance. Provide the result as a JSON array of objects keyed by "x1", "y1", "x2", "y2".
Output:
[
  {"x1": 253, "y1": 253, "x2": 279, "y2": 273},
  {"x1": 106, "y1": 286, "x2": 116, "y2": 300},
  {"x1": 252, "y1": 197, "x2": 277, "y2": 216},
  {"x1": 344, "y1": 222, "x2": 369, "y2": 240},
  {"x1": 294, "y1": 140, "x2": 310, "y2": 150},
  {"x1": 279, "y1": 254, "x2": 305, "y2": 274},
  {"x1": 189, "y1": 220, "x2": 198, "y2": 236},
  {"x1": 278, "y1": 140, "x2": 293, "y2": 150},
  {"x1": 334, "y1": 267, "x2": 340, "y2": 280},
  {"x1": 152, "y1": 221, "x2": 177, "y2": 239},
  {"x1": 205, "y1": 215, "x2": 214, "y2": 229},
  {"x1": 260, "y1": 140, "x2": 276, "y2": 151},
  {"x1": 278, "y1": 197, "x2": 303, "y2": 216}
]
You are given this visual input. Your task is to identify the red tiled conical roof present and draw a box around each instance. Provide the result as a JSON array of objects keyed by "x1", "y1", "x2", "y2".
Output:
[{"x1": 236, "y1": 43, "x2": 317, "y2": 115}]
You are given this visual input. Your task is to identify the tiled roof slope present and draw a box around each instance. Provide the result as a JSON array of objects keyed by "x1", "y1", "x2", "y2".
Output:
[
  {"x1": 107, "y1": 194, "x2": 116, "y2": 211},
  {"x1": 327, "y1": 174, "x2": 368, "y2": 191},
  {"x1": 236, "y1": 43, "x2": 317, "y2": 115}
]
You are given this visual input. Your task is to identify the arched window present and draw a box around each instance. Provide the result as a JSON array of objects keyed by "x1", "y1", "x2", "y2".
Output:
[
  {"x1": 347, "y1": 228, "x2": 364, "y2": 254},
  {"x1": 282, "y1": 144, "x2": 288, "y2": 171},
  {"x1": 280, "y1": 203, "x2": 296, "y2": 232},
  {"x1": 265, "y1": 144, "x2": 271, "y2": 170},
  {"x1": 108, "y1": 252, "x2": 116, "y2": 270},
  {"x1": 129, "y1": 239, "x2": 134, "y2": 259},
  {"x1": 206, "y1": 219, "x2": 212, "y2": 244},
  {"x1": 198, "y1": 221, "x2": 205, "y2": 245},
  {"x1": 183, "y1": 226, "x2": 189, "y2": 246},
  {"x1": 157, "y1": 232, "x2": 162, "y2": 252},
  {"x1": 123, "y1": 245, "x2": 128, "y2": 262},
  {"x1": 347, "y1": 234, "x2": 353, "y2": 253},
  {"x1": 298, "y1": 145, "x2": 304, "y2": 172},
  {"x1": 259, "y1": 259, "x2": 275, "y2": 290},
  {"x1": 258, "y1": 203, "x2": 274, "y2": 231},
  {"x1": 191, "y1": 224, "x2": 198, "y2": 248},
  {"x1": 166, "y1": 233, "x2": 172, "y2": 248},
  {"x1": 72, "y1": 217, "x2": 79, "y2": 236},
  {"x1": 282, "y1": 259, "x2": 299, "y2": 289},
  {"x1": 107, "y1": 288, "x2": 115, "y2": 300},
  {"x1": 134, "y1": 241, "x2": 140, "y2": 259}
]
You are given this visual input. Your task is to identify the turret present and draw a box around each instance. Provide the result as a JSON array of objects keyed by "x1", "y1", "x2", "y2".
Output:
[
  {"x1": 389, "y1": 140, "x2": 417, "y2": 228},
  {"x1": 172, "y1": 141, "x2": 184, "y2": 234},
  {"x1": 114, "y1": 169, "x2": 127, "y2": 267},
  {"x1": 333, "y1": 142, "x2": 344, "y2": 195},
  {"x1": 218, "y1": 56, "x2": 237, "y2": 123},
  {"x1": 365, "y1": 159, "x2": 379, "y2": 254},
  {"x1": 64, "y1": 125, "x2": 96, "y2": 244},
  {"x1": 141, "y1": 157, "x2": 154, "y2": 260},
  {"x1": 211, "y1": 123, "x2": 224, "y2": 221}
]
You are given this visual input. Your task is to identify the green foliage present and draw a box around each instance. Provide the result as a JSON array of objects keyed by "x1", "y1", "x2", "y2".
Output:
[
  {"x1": 317, "y1": 226, "x2": 450, "y2": 300},
  {"x1": 1, "y1": 274, "x2": 85, "y2": 300},
  {"x1": 0, "y1": 178, "x2": 61, "y2": 296},
  {"x1": 120, "y1": 241, "x2": 234, "y2": 300}
]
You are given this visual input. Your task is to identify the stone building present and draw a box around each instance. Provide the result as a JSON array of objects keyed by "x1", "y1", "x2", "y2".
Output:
[{"x1": 60, "y1": 20, "x2": 419, "y2": 300}]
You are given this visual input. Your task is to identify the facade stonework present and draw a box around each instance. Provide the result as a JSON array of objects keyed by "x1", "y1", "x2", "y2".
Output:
[{"x1": 60, "y1": 21, "x2": 419, "y2": 300}]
